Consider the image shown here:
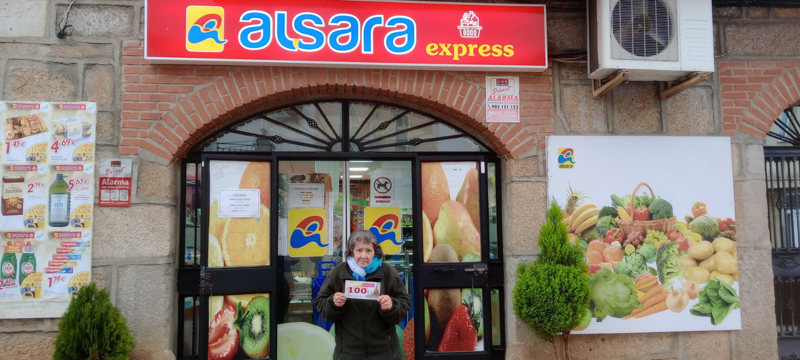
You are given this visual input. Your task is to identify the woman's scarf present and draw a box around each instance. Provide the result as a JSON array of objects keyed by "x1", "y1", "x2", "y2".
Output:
[{"x1": 347, "y1": 256, "x2": 383, "y2": 281}]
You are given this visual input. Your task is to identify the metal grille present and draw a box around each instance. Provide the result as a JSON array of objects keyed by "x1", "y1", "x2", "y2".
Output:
[
  {"x1": 766, "y1": 148, "x2": 800, "y2": 342},
  {"x1": 610, "y1": 0, "x2": 678, "y2": 60}
]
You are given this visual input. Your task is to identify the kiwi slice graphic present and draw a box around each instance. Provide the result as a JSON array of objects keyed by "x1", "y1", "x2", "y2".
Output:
[{"x1": 235, "y1": 296, "x2": 270, "y2": 358}]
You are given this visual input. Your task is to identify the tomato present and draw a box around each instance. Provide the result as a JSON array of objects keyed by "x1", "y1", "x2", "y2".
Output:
[
  {"x1": 208, "y1": 303, "x2": 239, "y2": 360},
  {"x1": 667, "y1": 229, "x2": 684, "y2": 242}
]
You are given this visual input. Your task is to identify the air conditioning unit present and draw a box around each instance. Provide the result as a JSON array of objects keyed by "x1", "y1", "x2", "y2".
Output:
[{"x1": 588, "y1": 0, "x2": 714, "y2": 82}]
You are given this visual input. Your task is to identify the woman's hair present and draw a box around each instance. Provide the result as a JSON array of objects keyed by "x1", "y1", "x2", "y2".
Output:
[{"x1": 345, "y1": 230, "x2": 384, "y2": 259}]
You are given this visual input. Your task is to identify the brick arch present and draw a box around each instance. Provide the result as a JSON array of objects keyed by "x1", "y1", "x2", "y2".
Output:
[
  {"x1": 120, "y1": 43, "x2": 553, "y2": 163},
  {"x1": 718, "y1": 61, "x2": 800, "y2": 139}
]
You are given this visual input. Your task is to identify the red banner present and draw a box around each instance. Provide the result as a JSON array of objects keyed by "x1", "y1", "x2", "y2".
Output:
[{"x1": 144, "y1": 0, "x2": 547, "y2": 71}]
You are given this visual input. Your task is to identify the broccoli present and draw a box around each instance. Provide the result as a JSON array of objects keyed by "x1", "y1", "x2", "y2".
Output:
[
  {"x1": 598, "y1": 206, "x2": 618, "y2": 219},
  {"x1": 649, "y1": 199, "x2": 674, "y2": 220},
  {"x1": 656, "y1": 241, "x2": 681, "y2": 285},
  {"x1": 594, "y1": 216, "x2": 619, "y2": 239},
  {"x1": 638, "y1": 243, "x2": 657, "y2": 263}
]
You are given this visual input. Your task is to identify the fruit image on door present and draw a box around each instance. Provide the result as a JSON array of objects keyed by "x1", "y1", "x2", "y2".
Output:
[
  {"x1": 208, "y1": 161, "x2": 270, "y2": 267},
  {"x1": 413, "y1": 287, "x2": 484, "y2": 354},
  {"x1": 209, "y1": 293, "x2": 270, "y2": 360},
  {"x1": 421, "y1": 162, "x2": 481, "y2": 263}
]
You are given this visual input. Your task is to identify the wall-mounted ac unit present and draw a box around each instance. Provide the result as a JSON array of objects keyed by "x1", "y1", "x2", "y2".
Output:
[{"x1": 588, "y1": 0, "x2": 714, "y2": 82}]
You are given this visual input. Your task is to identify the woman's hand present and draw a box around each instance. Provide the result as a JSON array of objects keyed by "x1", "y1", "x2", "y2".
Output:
[
  {"x1": 333, "y1": 292, "x2": 347, "y2": 307},
  {"x1": 377, "y1": 295, "x2": 393, "y2": 311}
]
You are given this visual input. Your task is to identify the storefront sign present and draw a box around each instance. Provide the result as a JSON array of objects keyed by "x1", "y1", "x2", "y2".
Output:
[
  {"x1": 288, "y1": 208, "x2": 327, "y2": 257},
  {"x1": 547, "y1": 136, "x2": 740, "y2": 334},
  {"x1": 218, "y1": 189, "x2": 261, "y2": 218},
  {"x1": 0, "y1": 102, "x2": 96, "y2": 319},
  {"x1": 364, "y1": 206, "x2": 402, "y2": 254},
  {"x1": 98, "y1": 159, "x2": 132, "y2": 207},
  {"x1": 144, "y1": 0, "x2": 547, "y2": 72},
  {"x1": 486, "y1": 76, "x2": 520, "y2": 123}
]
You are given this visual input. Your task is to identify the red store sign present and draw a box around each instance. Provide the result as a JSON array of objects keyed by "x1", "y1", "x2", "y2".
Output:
[{"x1": 144, "y1": 0, "x2": 547, "y2": 72}]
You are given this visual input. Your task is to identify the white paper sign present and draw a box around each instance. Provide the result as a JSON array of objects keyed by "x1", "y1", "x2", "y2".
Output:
[
  {"x1": 288, "y1": 183, "x2": 324, "y2": 209},
  {"x1": 370, "y1": 171, "x2": 395, "y2": 206},
  {"x1": 218, "y1": 189, "x2": 260, "y2": 218},
  {"x1": 485, "y1": 76, "x2": 520, "y2": 123},
  {"x1": 344, "y1": 280, "x2": 381, "y2": 300}
]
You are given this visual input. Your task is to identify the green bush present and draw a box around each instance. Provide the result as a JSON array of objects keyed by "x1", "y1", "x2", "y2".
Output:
[
  {"x1": 54, "y1": 283, "x2": 134, "y2": 360},
  {"x1": 512, "y1": 202, "x2": 590, "y2": 360}
]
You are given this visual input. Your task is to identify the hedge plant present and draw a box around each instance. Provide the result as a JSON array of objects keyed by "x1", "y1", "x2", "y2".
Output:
[
  {"x1": 54, "y1": 282, "x2": 135, "y2": 360},
  {"x1": 513, "y1": 202, "x2": 590, "y2": 360}
]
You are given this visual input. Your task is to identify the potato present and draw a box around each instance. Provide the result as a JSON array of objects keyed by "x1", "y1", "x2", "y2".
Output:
[
  {"x1": 684, "y1": 266, "x2": 711, "y2": 284},
  {"x1": 679, "y1": 254, "x2": 697, "y2": 270},
  {"x1": 712, "y1": 237, "x2": 736, "y2": 254},
  {"x1": 699, "y1": 256, "x2": 716, "y2": 272},
  {"x1": 688, "y1": 241, "x2": 714, "y2": 260},
  {"x1": 710, "y1": 271, "x2": 735, "y2": 286},
  {"x1": 714, "y1": 251, "x2": 738, "y2": 275},
  {"x1": 733, "y1": 272, "x2": 739, "y2": 282}
]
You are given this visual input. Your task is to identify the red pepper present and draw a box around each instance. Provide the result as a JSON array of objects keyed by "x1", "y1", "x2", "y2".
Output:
[
  {"x1": 634, "y1": 206, "x2": 650, "y2": 221},
  {"x1": 604, "y1": 228, "x2": 624, "y2": 244},
  {"x1": 718, "y1": 218, "x2": 736, "y2": 232}
]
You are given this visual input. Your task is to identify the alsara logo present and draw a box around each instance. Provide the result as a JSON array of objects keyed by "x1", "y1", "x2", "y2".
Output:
[
  {"x1": 558, "y1": 148, "x2": 575, "y2": 169},
  {"x1": 290, "y1": 215, "x2": 325, "y2": 249},
  {"x1": 186, "y1": 6, "x2": 227, "y2": 52},
  {"x1": 369, "y1": 214, "x2": 402, "y2": 246}
]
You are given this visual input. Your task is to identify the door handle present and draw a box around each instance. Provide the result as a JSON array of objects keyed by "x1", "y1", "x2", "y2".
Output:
[{"x1": 464, "y1": 264, "x2": 488, "y2": 276}]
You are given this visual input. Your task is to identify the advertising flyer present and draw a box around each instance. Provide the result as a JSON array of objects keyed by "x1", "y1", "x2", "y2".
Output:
[
  {"x1": 208, "y1": 160, "x2": 271, "y2": 268},
  {"x1": 98, "y1": 159, "x2": 132, "y2": 207},
  {"x1": 485, "y1": 76, "x2": 520, "y2": 123},
  {"x1": 0, "y1": 101, "x2": 96, "y2": 319},
  {"x1": 547, "y1": 136, "x2": 741, "y2": 334}
]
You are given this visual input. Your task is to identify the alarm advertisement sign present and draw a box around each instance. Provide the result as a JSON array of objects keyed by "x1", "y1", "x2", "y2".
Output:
[{"x1": 98, "y1": 159, "x2": 132, "y2": 207}]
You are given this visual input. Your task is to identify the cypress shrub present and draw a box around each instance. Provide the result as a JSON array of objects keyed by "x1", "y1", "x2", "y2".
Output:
[
  {"x1": 54, "y1": 282, "x2": 135, "y2": 360},
  {"x1": 512, "y1": 202, "x2": 590, "y2": 360}
]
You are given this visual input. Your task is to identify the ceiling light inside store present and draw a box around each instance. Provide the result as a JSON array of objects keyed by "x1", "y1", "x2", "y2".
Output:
[
  {"x1": 350, "y1": 160, "x2": 373, "y2": 163},
  {"x1": 349, "y1": 167, "x2": 369, "y2": 172},
  {"x1": 349, "y1": 175, "x2": 363, "y2": 179}
]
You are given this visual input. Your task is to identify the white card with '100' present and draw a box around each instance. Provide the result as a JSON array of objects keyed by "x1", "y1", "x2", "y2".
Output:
[{"x1": 344, "y1": 280, "x2": 381, "y2": 300}]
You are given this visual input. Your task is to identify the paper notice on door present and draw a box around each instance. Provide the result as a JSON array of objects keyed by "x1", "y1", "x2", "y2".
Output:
[
  {"x1": 288, "y1": 183, "x2": 324, "y2": 209},
  {"x1": 218, "y1": 189, "x2": 260, "y2": 218}
]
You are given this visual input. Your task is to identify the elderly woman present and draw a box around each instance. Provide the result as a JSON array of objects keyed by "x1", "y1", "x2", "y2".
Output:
[{"x1": 314, "y1": 230, "x2": 411, "y2": 360}]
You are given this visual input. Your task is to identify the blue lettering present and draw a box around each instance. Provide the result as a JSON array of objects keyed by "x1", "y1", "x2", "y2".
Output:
[
  {"x1": 275, "y1": 11, "x2": 297, "y2": 51},
  {"x1": 361, "y1": 15, "x2": 383, "y2": 54},
  {"x1": 328, "y1": 14, "x2": 360, "y2": 53},
  {"x1": 238, "y1": 11, "x2": 273, "y2": 50},
  {"x1": 385, "y1": 16, "x2": 415, "y2": 54},
  {"x1": 293, "y1": 12, "x2": 326, "y2": 52}
]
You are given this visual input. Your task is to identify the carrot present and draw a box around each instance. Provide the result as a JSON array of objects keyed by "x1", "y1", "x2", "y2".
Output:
[
  {"x1": 641, "y1": 292, "x2": 669, "y2": 309},
  {"x1": 633, "y1": 301, "x2": 668, "y2": 318},
  {"x1": 637, "y1": 284, "x2": 664, "y2": 303},
  {"x1": 624, "y1": 291, "x2": 669, "y2": 319}
]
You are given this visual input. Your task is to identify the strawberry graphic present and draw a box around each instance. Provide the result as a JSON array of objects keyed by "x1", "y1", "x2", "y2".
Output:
[
  {"x1": 438, "y1": 305, "x2": 477, "y2": 352},
  {"x1": 403, "y1": 318, "x2": 415, "y2": 360}
]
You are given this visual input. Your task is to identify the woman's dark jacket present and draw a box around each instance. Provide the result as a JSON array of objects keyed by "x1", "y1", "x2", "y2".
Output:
[{"x1": 314, "y1": 262, "x2": 411, "y2": 360}]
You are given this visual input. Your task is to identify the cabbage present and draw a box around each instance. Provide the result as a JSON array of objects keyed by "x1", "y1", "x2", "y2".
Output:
[
  {"x1": 638, "y1": 243, "x2": 657, "y2": 263},
  {"x1": 588, "y1": 269, "x2": 641, "y2": 320},
  {"x1": 690, "y1": 215, "x2": 720, "y2": 240}
]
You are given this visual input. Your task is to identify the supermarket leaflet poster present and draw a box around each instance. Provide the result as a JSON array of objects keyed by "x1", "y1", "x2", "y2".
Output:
[
  {"x1": 547, "y1": 136, "x2": 741, "y2": 334},
  {"x1": 0, "y1": 102, "x2": 95, "y2": 319}
]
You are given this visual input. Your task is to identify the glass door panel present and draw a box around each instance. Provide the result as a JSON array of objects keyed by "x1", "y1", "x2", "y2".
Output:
[{"x1": 276, "y1": 160, "x2": 343, "y2": 359}]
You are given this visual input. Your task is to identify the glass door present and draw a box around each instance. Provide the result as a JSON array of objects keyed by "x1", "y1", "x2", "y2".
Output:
[
  {"x1": 275, "y1": 159, "x2": 414, "y2": 359},
  {"x1": 413, "y1": 157, "x2": 504, "y2": 359}
]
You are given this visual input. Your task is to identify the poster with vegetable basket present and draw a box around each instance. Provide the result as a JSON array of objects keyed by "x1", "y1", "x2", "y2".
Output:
[{"x1": 547, "y1": 136, "x2": 741, "y2": 334}]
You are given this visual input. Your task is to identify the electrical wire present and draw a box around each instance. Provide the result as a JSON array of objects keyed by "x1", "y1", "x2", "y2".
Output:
[{"x1": 57, "y1": 0, "x2": 76, "y2": 39}]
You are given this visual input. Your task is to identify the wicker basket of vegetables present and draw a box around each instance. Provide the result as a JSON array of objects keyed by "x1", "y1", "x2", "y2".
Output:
[{"x1": 616, "y1": 182, "x2": 675, "y2": 238}]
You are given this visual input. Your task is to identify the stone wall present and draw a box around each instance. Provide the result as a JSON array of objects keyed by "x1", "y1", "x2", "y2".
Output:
[{"x1": 0, "y1": 0, "x2": 793, "y2": 359}]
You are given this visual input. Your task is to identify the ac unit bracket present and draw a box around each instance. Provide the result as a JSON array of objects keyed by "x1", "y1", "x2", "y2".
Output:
[
  {"x1": 659, "y1": 72, "x2": 711, "y2": 100},
  {"x1": 592, "y1": 71, "x2": 630, "y2": 99}
]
